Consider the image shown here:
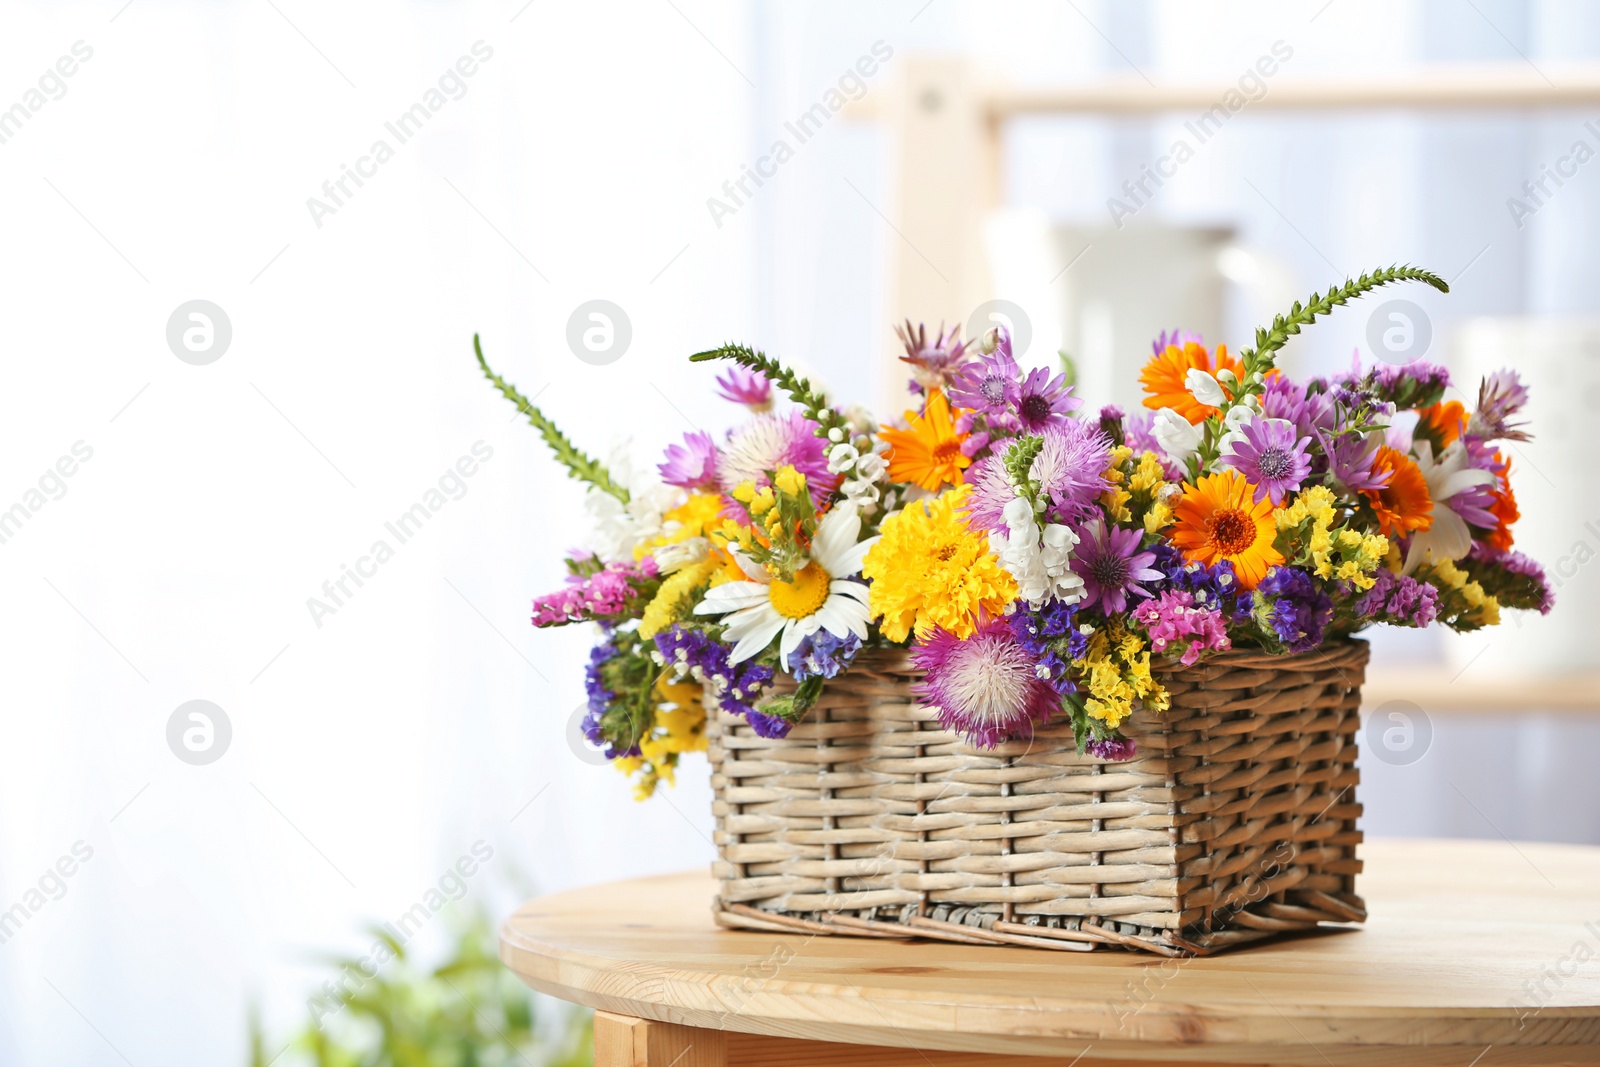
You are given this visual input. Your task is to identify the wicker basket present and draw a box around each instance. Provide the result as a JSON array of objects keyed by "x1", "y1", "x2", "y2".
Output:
[{"x1": 707, "y1": 639, "x2": 1369, "y2": 956}]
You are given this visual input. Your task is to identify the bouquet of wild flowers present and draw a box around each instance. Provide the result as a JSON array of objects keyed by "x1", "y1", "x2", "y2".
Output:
[{"x1": 477, "y1": 266, "x2": 1551, "y2": 798}]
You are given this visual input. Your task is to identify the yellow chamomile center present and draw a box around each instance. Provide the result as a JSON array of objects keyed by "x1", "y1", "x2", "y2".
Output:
[{"x1": 767, "y1": 560, "x2": 831, "y2": 620}]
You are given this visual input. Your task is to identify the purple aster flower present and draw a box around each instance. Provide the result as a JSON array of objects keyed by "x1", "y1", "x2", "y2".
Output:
[
  {"x1": 1071, "y1": 517, "x2": 1162, "y2": 614},
  {"x1": 1132, "y1": 589, "x2": 1231, "y2": 666},
  {"x1": 714, "y1": 365, "x2": 774, "y2": 412},
  {"x1": 912, "y1": 617, "x2": 1062, "y2": 748},
  {"x1": 1152, "y1": 328, "x2": 1203, "y2": 356},
  {"x1": 1009, "y1": 365, "x2": 1082, "y2": 432},
  {"x1": 653, "y1": 624, "x2": 779, "y2": 734},
  {"x1": 1318, "y1": 429, "x2": 1392, "y2": 494},
  {"x1": 1470, "y1": 369, "x2": 1532, "y2": 442},
  {"x1": 896, "y1": 320, "x2": 971, "y2": 395},
  {"x1": 1086, "y1": 736, "x2": 1138, "y2": 762},
  {"x1": 948, "y1": 338, "x2": 1021, "y2": 417},
  {"x1": 784, "y1": 629, "x2": 862, "y2": 682},
  {"x1": 1254, "y1": 566, "x2": 1334, "y2": 653},
  {"x1": 1034, "y1": 418, "x2": 1112, "y2": 524},
  {"x1": 658, "y1": 430, "x2": 718, "y2": 490},
  {"x1": 1353, "y1": 569, "x2": 1441, "y2": 627},
  {"x1": 1223, "y1": 417, "x2": 1311, "y2": 505}
]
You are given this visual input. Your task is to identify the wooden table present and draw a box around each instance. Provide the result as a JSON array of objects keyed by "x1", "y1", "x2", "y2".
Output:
[{"x1": 500, "y1": 839, "x2": 1600, "y2": 1066}]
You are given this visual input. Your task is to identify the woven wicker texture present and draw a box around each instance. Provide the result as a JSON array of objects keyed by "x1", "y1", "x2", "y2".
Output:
[{"x1": 708, "y1": 639, "x2": 1369, "y2": 955}]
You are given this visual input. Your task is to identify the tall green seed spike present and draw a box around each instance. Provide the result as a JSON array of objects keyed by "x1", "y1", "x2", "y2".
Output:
[
  {"x1": 1238, "y1": 264, "x2": 1449, "y2": 377},
  {"x1": 689, "y1": 343, "x2": 845, "y2": 438},
  {"x1": 473, "y1": 334, "x2": 630, "y2": 504}
]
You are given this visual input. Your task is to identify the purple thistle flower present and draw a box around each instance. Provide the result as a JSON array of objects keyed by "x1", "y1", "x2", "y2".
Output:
[
  {"x1": 714, "y1": 365, "x2": 774, "y2": 411},
  {"x1": 896, "y1": 320, "x2": 971, "y2": 394},
  {"x1": 658, "y1": 430, "x2": 718, "y2": 490},
  {"x1": 1254, "y1": 566, "x2": 1334, "y2": 653},
  {"x1": 1086, "y1": 736, "x2": 1138, "y2": 762},
  {"x1": 958, "y1": 451, "x2": 1017, "y2": 536},
  {"x1": 1034, "y1": 418, "x2": 1113, "y2": 524},
  {"x1": 1009, "y1": 365, "x2": 1082, "y2": 432},
  {"x1": 1071, "y1": 517, "x2": 1162, "y2": 614},
  {"x1": 1224, "y1": 417, "x2": 1311, "y2": 505},
  {"x1": 912, "y1": 618, "x2": 1062, "y2": 748}
]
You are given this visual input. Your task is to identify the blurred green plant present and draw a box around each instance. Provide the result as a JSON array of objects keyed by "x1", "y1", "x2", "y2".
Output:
[{"x1": 248, "y1": 907, "x2": 593, "y2": 1067}]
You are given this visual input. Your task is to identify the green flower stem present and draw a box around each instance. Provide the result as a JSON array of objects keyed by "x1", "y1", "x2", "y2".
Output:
[
  {"x1": 1194, "y1": 264, "x2": 1449, "y2": 471},
  {"x1": 474, "y1": 334, "x2": 629, "y2": 504},
  {"x1": 689, "y1": 344, "x2": 849, "y2": 441}
]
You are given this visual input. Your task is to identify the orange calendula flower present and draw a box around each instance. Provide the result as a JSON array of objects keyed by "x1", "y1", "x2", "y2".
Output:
[
  {"x1": 1362, "y1": 446, "x2": 1434, "y2": 537},
  {"x1": 1139, "y1": 341, "x2": 1242, "y2": 423},
  {"x1": 1417, "y1": 400, "x2": 1467, "y2": 448},
  {"x1": 1487, "y1": 454, "x2": 1519, "y2": 551},
  {"x1": 1169, "y1": 468, "x2": 1284, "y2": 590},
  {"x1": 880, "y1": 388, "x2": 970, "y2": 491}
]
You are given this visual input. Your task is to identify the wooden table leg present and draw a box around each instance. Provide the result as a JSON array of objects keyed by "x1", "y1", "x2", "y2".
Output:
[{"x1": 594, "y1": 1011, "x2": 728, "y2": 1067}]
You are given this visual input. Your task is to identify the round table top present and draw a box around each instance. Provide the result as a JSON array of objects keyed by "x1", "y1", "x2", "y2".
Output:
[{"x1": 500, "y1": 838, "x2": 1600, "y2": 1065}]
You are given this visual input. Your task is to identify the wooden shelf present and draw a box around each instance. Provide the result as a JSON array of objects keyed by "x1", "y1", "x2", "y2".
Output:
[{"x1": 1361, "y1": 667, "x2": 1600, "y2": 713}]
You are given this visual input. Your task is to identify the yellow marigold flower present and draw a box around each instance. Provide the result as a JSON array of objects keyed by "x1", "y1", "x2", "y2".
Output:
[
  {"x1": 863, "y1": 484, "x2": 1017, "y2": 642},
  {"x1": 772, "y1": 465, "x2": 806, "y2": 497}
]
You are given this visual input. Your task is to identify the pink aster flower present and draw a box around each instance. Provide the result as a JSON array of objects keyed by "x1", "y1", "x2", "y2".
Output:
[
  {"x1": 714, "y1": 365, "x2": 774, "y2": 412},
  {"x1": 1223, "y1": 417, "x2": 1311, "y2": 505},
  {"x1": 1070, "y1": 517, "x2": 1162, "y2": 614},
  {"x1": 716, "y1": 409, "x2": 838, "y2": 507},
  {"x1": 958, "y1": 451, "x2": 1018, "y2": 536},
  {"x1": 1132, "y1": 589, "x2": 1231, "y2": 666},
  {"x1": 911, "y1": 618, "x2": 1061, "y2": 748},
  {"x1": 657, "y1": 430, "x2": 718, "y2": 490}
]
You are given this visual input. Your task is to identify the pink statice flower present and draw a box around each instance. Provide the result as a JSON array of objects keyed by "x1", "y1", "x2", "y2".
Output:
[
  {"x1": 531, "y1": 558, "x2": 658, "y2": 628},
  {"x1": 911, "y1": 617, "x2": 1061, "y2": 748},
  {"x1": 714, "y1": 365, "x2": 773, "y2": 412},
  {"x1": 1132, "y1": 589, "x2": 1231, "y2": 666},
  {"x1": 658, "y1": 430, "x2": 718, "y2": 490}
]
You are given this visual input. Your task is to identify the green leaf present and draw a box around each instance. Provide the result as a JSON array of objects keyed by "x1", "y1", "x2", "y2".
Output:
[{"x1": 474, "y1": 334, "x2": 629, "y2": 504}]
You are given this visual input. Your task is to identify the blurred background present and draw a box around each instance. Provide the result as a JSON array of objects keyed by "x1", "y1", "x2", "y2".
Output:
[{"x1": 2, "y1": 0, "x2": 1598, "y2": 1062}]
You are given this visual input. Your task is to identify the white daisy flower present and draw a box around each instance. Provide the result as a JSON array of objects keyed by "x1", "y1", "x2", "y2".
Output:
[{"x1": 693, "y1": 505, "x2": 878, "y2": 663}]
